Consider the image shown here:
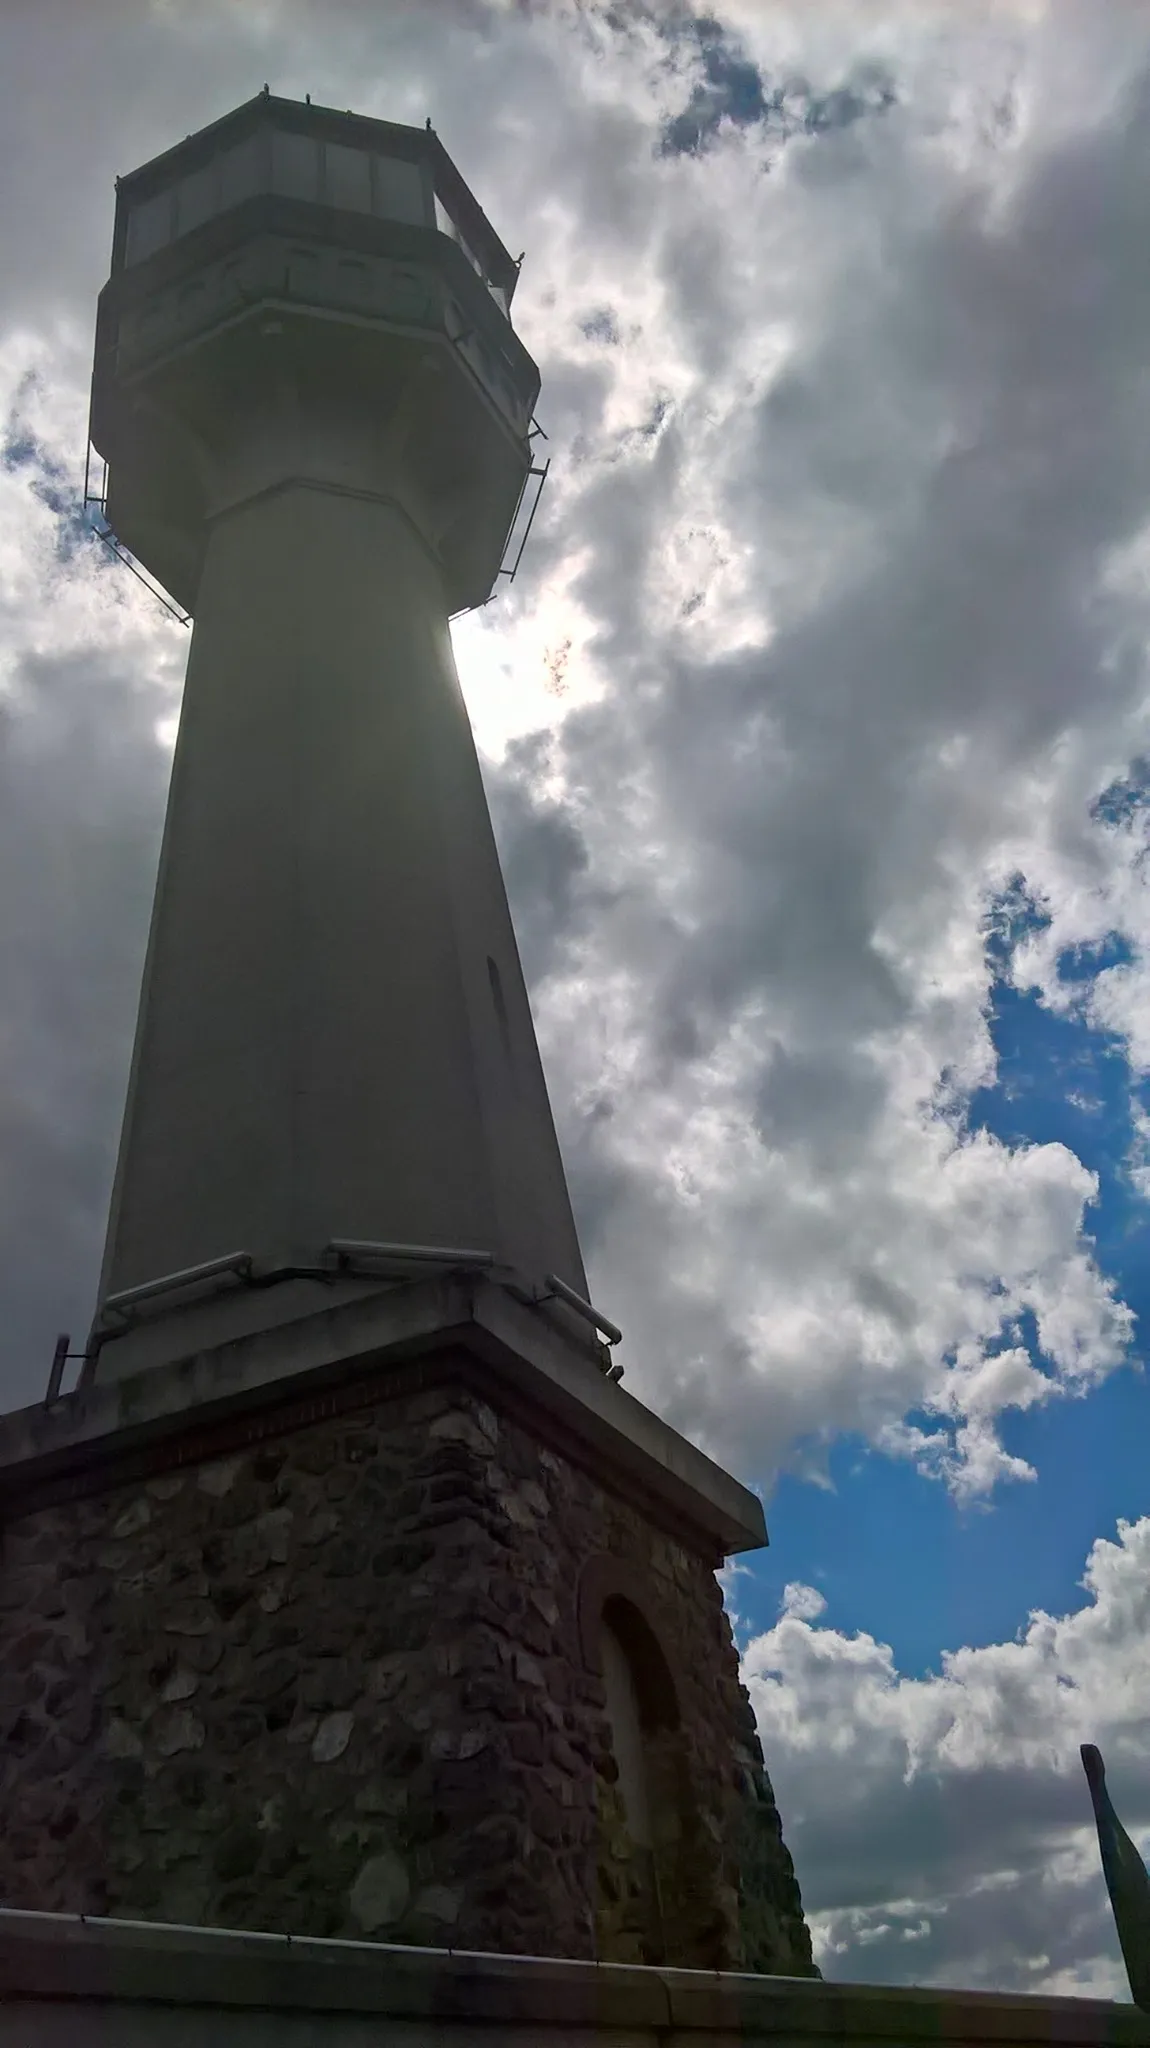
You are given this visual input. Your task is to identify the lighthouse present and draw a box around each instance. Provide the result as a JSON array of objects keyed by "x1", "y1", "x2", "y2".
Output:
[
  {"x1": 0, "y1": 93, "x2": 817, "y2": 1980},
  {"x1": 86, "y1": 91, "x2": 588, "y2": 1382}
]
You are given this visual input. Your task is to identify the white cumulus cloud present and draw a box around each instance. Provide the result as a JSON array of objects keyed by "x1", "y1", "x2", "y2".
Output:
[{"x1": 746, "y1": 1516, "x2": 1150, "y2": 1996}]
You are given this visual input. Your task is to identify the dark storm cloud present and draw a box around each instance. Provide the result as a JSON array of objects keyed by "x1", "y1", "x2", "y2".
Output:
[
  {"x1": 0, "y1": 634, "x2": 170, "y2": 1408},
  {"x1": 487, "y1": 733, "x2": 597, "y2": 988}
]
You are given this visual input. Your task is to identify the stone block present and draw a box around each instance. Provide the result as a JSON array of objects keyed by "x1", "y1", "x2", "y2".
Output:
[
  {"x1": 152, "y1": 1707, "x2": 205, "y2": 1757},
  {"x1": 508, "y1": 1723, "x2": 544, "y2": 1767},
  {"x1": 349, "y1": 1849, "x2": 410, "y2": 1932},
  {"x1": 300, "y1": 1662, "x2": 359, "y2": 1711},
  {"x1": 311, "y1": 1711, "x2": 355, "y2": 1763}
]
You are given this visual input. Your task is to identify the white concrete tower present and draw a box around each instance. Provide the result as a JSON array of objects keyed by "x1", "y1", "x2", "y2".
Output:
[{"x1": 87, "y1": 93, "x2": 590, "y2": 1381}]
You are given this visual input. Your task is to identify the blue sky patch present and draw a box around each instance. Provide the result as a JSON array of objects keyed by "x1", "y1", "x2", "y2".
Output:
[
  {"x1": 580, "y1": 307, "x2": 621, "y2": 346},
  {"x1": 658, "y1": 13, "x2": 897, "y2": 159},
  {"x1": 734, "y1": 906, "x2": 1149, "y2": 1679},
  {"x1": 2, "y1": 401, "x2": 96, "y2": 567}
]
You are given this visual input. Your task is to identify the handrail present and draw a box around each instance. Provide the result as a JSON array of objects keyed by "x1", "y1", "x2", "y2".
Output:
[
  {"x1": 543, "y1": 1271, "x2": 622, "y2": 1347},
  {"x1": 328, "y1": 1238, "x2": 493, "y2": 1269},
  {"x1": 102, "y1": 1249, "x2": 253, "y2": 1318}
]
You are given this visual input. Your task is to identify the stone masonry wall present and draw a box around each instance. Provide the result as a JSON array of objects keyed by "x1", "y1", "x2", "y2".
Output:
[{"x1": 0, "y1": 1371, "x2": 817, "y2": 1972}]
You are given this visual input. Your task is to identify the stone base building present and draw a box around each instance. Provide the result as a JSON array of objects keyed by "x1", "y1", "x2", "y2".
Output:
[{"x1": 0, "y1": 1272, "x2": 816, "y2": 1974}]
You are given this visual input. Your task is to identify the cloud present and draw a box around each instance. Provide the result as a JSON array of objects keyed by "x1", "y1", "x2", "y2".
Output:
[
  {"x1": 655, "y1": 10, "x2": 898, "y2": 161},
  {"x1": 745, "y1": 1516, "x2": 1150, "y2": 1995},
  {"x1": 0, "y1": 1, "x2": 1148, "y2": 1483},
  {"x1": 780, "y1": 1581, "x2": 828, "y2": 1622},
  {"x1": 2, "y1": 0, "x2": 1150, "y2": 1996},
  {"x1": 474, "y1": 0, "x2": 1150, "y2": 1496},
  {"x1": 0, "y1": 338, "x2": 182, "y2": 1400}
]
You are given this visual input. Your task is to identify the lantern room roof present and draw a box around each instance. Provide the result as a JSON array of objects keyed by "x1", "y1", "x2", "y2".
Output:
[{"x1": 112, "y1": 90, "x2": 521, "y2": 300}]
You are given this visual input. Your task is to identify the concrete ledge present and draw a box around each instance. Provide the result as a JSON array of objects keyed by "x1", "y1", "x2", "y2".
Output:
[
  {"x1": 0, "y1": 1274, "x2": 767, "y2": 1557},
  {"x1": 0, "y1": 1912, "x2": 1146, "y2": 2044}
]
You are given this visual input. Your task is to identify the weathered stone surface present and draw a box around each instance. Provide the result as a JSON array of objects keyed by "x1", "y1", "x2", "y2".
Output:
[
  {"x1": 429, "y1": 1726, "x2": 488, "y2": 1761},
  {"x1": 183, "y1": 1634, "x2": 224, "y2": 1673},
  {"x1": 354, "y1": 1778, "x2": 407, "y2": 1817},
  {"x1": 103, "y1": 1716, "x2": 142, "y2": 1759},
  {"x1": 349, "y1": 1850, "x2": 410, "y2": 1932},
  {"x1": 153, "y1": 1707, "x2": 205, "y2": 1756},
  {"x1": 253, "y1": 1509, "x2": 293, "y2": 1563},
  {"x1": 160, "y1": 1666, "x2": 200, "y2": 1703},
  {"x1": 112, "y1": 1498, "x2": 151, "y2": 1539},
  {"x1": 196, "y1": 1457, "x2": 243, "y2": 1497},
  {"x1": 163, "y1": 1600, "x2": 213, "y2": 1637},
  {"x1": 311, "y1": 1710, "x2": 354, "y2": 1763},
  {"x1": 146, "y1": 1474, "x2": 185, "y2": 1501},
  {"x1": 413, "y1": 1883, "x2": 462, "y2": 1924},
  {"x1": 0, "y1": 1378, "x2": 816, "y2": 1972},
  {"x1": 212, "y1": 1822, "x2": 264, "y2": 1881}
]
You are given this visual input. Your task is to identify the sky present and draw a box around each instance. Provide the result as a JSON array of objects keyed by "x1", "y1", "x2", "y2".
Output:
[{"x1": 1, "y1": 0, "x2": 1149, "y2": 2002}]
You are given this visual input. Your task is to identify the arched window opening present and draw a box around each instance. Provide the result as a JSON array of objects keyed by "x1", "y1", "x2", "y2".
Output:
[
  {"x1": 581, "y1": 1560, "x2": 734, "y2": 1971},
  {"x1": 595, "y1": 1593, "x2": 684, "y2": 1967},
  {"x1": 601, "y1": 1612, "x2": 652, "y2": 1849},
  {"x1": 599, "y1": 1592, "x2": 679, "y2": 1735}
]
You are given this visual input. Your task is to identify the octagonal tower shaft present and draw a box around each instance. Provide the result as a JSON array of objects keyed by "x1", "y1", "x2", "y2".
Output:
[
  {"x1": 100, "y1": 477, "x2": 588, "y2": 1351},
  {"x1": 89, "y1": 95, "x2": 588, "y2": 1378}
]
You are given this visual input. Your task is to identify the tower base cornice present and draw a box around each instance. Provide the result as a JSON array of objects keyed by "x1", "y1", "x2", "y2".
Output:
[{"x1": 1, "y1": 1275, "x2": 762, "y2": 1560}]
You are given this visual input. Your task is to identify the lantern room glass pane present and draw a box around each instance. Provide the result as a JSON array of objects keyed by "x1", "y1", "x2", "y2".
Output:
[
  {"x1": 271, "y1": 129, "x2": 319, "y2": 201},
  {"x1": 437, "y1": 194, "x2": 509, "y2": 320},
  {"x1": 176, "y1": 163, "x2": 218, "y2": 236},
  {"x1": 373, "y1": 155, "x2": 425, "y2": 226},
  {"x1": 325, "y1": 142, "x2": 372, "y2": 213},
  {"x1": 125, "y1": 189, "x2": 173, "y2": 265},
  {"x1": 220, "y1": 134, "x2": 262, "y2": 209},
  {"x1": 434, "y1": 193, "x2": 484, "y2": 280}
]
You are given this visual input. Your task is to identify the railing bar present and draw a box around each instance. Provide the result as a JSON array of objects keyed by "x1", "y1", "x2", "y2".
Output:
[{"x1": 503, "y1": 457, "x2": 548, "y2": 584}]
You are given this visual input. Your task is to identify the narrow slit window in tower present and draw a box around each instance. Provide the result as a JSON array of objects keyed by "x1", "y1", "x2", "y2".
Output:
[{"x1": 600, "y1": 1612, "x2": 652, "y2": 1848}]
